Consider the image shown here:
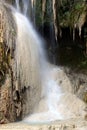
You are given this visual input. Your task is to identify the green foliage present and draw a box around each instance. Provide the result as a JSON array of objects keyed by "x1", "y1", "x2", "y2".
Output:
[
  {"x1": 59, "y1": 1, "x2": 87, "y2": 28},
  {"x1": 75, "y1": 3, "x2": 84, "y2": 10},
  {"x1": 35, "y1": 0, "x2": 87, "y2": 29}
]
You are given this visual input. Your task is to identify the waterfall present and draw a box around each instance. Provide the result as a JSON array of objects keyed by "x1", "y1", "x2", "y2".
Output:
[
  {"x1": 15, "y1": 0, "x2": 36, "y2": 24},
  {"x1": 15, "y1": 0, "x2": 29, "y2": 16},
  {"x1": 10, "y1": 1, "x2": 86, "y2": 123},
  {"x1": 15, "y1": 0, "x2": 20, "y2": 12},
  {"x1": 13, "y1": 8, "x2": 63, "y2": 122},
  {"x1": 22, "y1": 0, "x2": 29, "y2": 15}
]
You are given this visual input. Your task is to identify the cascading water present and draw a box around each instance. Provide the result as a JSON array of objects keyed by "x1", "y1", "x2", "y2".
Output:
[
  {"x1": 15, "y1": 0, "x2": 29, "y2": 16},
  {"x1": 11, "y1": 0, "x2": 86, "y2": 123},
  {"x1": 15, "y1": 0, "x2": 20, "y2": 12},
  {"x1": 13, "y1": 1, "x2": 63, "y2": 122},
  {"x1": 13, "y1": 10, "x2": 64, "y2": 122},
  {"x1": 15, "y1": 0, "x2": 36, "y2": 21},
  {"x1": 22, "y1": 0, "x2": 29, "y2": 15}
]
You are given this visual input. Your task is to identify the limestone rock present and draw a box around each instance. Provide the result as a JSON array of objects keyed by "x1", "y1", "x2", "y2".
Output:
[{"x1": 0, "y1": 118, "x2": 87, "y2": 130}]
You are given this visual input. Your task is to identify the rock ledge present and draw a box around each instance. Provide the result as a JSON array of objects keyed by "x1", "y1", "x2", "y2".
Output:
[{"x1": 0, "y1": 118, "x2": 87, "y2": 130}]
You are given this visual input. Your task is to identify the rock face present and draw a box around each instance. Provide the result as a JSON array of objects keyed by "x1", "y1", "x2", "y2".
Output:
[
  {"x1": 0, "y1": 1, "x2": 41, "y2": 123},
  {"x1": 0, "y1": 1, "x2": 17, "y2": 123},
  {"x1": 64, "y1": 68, "x2": 87, "y2": 103}
]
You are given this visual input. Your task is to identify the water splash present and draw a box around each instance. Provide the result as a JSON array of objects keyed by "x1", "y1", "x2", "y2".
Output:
[
  {"x1": 23, "y1": 79, "x2": 63, "y2": 123},
  {"x1": 46, "y1": 80, "x2": 62, "y2": 112}
]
